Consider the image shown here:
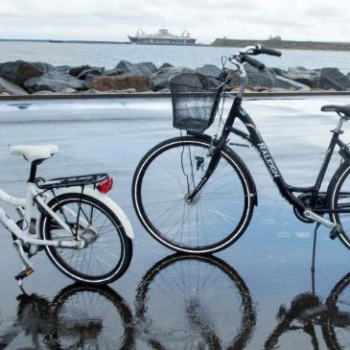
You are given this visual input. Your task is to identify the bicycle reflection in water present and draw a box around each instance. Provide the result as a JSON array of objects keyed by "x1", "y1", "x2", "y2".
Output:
[
  {"x1": 134, "y1": 254, "x2": 257, "y2": 350},
  {"x1": 2, "y1": 249, "x2": 348, "y2": 349},
  {"x1": 264, "y1": 272, "x2": 350, "y2": 350},
  {"x1": 0, "y1": 284, "x2": 134, "y2": 349},
  {"x1": 0, "y1": 254, "x2": 256, "y2": 350},
  {"x1": 265, "y1": 225, "x2": 350, "y2": 350}
]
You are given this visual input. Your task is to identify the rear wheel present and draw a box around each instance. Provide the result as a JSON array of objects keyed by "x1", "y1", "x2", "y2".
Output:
[
  {"x1": 328, "y1": 163, "x2": 350, "y2": 249},
  {"x1": 132, "y1": 136, "x2": 255, "y2": 253},
  {"x1": 40, "y1": 193, "x2": 132, "y2": 285}
]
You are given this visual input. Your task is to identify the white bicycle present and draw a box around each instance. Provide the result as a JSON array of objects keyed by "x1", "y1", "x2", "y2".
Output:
[{"x1": 0, "y1": 144, "x2": 134, "y2": 285}]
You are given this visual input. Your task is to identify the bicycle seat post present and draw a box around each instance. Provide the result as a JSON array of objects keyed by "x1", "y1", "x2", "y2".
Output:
[{"x1": 28, "y1": 160, "x2": 41, "y2": 183}]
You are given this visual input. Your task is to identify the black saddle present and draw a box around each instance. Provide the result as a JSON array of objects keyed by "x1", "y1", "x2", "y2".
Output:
[{"x1": 321, "y1": 104, "x2": 350, "y2": 118}]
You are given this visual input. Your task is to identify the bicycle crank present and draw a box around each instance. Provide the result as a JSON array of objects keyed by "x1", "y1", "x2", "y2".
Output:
[{"x1": 303, "y1": 210, "x2": 341, "y2": 239}]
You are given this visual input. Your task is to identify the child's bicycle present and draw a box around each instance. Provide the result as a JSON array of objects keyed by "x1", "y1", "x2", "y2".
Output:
[
  {"x1": 1, "y1": 144, "x2": 133, "y2": 285},
  {"x1": 132, "y1": 44, "x2": 350, "y2": 254}
]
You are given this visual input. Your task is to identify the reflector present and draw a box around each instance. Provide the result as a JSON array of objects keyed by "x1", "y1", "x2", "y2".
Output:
[{"x1": 97, "y1": 177, "x2": 113, "y2": 193}]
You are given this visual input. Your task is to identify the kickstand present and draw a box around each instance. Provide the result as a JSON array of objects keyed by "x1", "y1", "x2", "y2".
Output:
[
  {"x1": 311, "y1": 223, "x2": 321, "y2": 294},
  {"x1": 18, "y1": 278, "x2": 26, "y2": 294}
]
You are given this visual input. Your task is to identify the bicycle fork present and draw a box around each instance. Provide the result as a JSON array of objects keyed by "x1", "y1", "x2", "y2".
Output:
[{"x1": 186, "y1": 139, "x2": 224, "y2": 203}]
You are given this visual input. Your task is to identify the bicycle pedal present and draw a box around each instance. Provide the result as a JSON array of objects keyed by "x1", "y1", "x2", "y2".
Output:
[
  {"x1": 15, "y1": 268, "x2": 34, "y2": 281},
  {"x1": 329, "y1": 226, "x2": 339, "y2": 240}
]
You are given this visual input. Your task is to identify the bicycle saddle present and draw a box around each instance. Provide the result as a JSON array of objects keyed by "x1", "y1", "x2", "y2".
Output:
[
  {"x1": 321, "y1": 104, "x2": 350, "y2": 118},
  {"x1": 10, "y1": 145, "x2": 59, "y2": 162}
]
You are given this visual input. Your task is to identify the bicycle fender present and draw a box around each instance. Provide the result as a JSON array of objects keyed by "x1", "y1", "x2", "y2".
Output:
[
  {"x1": 325, "y1": 162, "x2": 350, "y2": 210},
  {"x1": 224, "y1": 145, "x2": 258, "y2": 207},
  {"x1": 38, "y1": 187, "x2": 134, "y2": 239}
]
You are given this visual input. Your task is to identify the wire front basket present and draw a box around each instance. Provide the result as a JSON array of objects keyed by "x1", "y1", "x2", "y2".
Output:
[{"x1": 169, "y1": 73, "x2": 223, "y2": 133}]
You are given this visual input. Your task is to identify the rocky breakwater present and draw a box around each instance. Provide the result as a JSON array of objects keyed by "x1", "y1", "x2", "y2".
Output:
[{"x1": 1, "y1": 59, "x2": 350, "y2": 96}]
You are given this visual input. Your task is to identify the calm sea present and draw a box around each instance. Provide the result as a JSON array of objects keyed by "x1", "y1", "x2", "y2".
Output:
[{"x1": 1, "y1": 41, "x2": 350, "y2": 73}]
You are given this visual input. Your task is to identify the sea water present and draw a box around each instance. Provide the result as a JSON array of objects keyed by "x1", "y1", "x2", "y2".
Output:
[{"x1": 1, "y1": 41, "x2": 350, "y2": 73}]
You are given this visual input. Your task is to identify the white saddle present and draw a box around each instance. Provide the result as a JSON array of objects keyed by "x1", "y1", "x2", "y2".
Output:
[{"x1": 10, "y1": 145, "x2": 59, "y2": 162}]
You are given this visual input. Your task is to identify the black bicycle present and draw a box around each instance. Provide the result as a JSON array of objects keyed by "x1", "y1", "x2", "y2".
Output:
[{"x1": 132, "y1": 44, "x2": 350, "y2": 254}]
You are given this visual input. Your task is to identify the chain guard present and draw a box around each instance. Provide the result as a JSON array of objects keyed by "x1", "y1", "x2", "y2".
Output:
[{"x1": 293, "y1": 193, "x2": 326, "y2": 223}]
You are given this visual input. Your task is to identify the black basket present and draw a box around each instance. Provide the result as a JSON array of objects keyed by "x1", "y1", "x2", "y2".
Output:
[{"x1": 169, "y1": 73, "x2": 222, "y2": 133}]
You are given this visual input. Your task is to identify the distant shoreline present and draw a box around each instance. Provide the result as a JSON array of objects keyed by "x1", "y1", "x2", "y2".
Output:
[
  {"x1": 211, "y1": 38, "x2": 350, "y2": 51},
  {"x1": 2, "y1": 38, "x2": 350, "y2": 50},
  {"x1": 0, "y1": 38, "x2": 131, "y2": 45}
]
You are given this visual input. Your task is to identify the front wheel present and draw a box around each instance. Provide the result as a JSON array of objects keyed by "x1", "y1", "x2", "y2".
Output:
[
  {"x1": 132, "y1": 136, "x2": 256, "y2": 254},
  {"x1": 39, "y1": 192, "x2": 133, "y2": 285}
]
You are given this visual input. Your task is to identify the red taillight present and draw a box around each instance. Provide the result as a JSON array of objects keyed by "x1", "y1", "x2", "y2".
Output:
[{"x1": 97, "y1": 177, "x2": 113, "y2": 193}]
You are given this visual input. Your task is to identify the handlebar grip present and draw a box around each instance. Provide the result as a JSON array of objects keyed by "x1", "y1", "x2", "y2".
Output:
[
  {"x1": 243, "y1": 55, "x2": 265, "y2": 70},
  {"x1": 260, "y1": 46, "x2": 282, "y2": 57}
]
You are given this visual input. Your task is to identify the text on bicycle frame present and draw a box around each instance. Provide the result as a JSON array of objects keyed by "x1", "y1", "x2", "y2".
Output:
[{"x1": 258, "y1": 143, "x2": 280, "y2": 178}]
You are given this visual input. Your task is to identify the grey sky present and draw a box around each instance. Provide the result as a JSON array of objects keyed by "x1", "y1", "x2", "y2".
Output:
[{"x1": 0, "y1": 0, "x2": 349, "y2": 44}]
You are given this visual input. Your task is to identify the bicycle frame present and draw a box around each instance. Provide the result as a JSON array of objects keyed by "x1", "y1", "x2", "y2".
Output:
[
  {"x1": 186, "y1": 76, "x2": 350, "y2": 234},
  {"x1": 230, "y1": 99, "x2": 350, "y2": 214},
  {"x1": 0, "y1": 183, "x2": 85, "y2": 249}
]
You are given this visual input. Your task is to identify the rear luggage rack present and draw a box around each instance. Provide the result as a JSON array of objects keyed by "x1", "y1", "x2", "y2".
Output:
[{"x1": 35, "y1": 173, "x2": 109, "y2": 190}]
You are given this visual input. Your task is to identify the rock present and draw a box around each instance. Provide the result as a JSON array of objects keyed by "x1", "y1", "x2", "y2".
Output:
[
  {"x1": 102, "y1": 69, "x2": 125, "y2": 76},
  {"x1": 115, "y1": 60, "x2": 158, "y2": 76},
  {"x1": 77, "y1": 67, "x2": 104, "y2": 80},
  {"x1": 84, "y1": 73, "x2": 150, "y2": 92},
  {"x1": 31, "y1": 62, "x2": 56, "y2": 73},
  {"x1": 0, "y1": 60, "x2": 45, "y2": 86},
  {"x1": 69, "y1": 65, "x2": 92, "y2": 77},
  {"x1": 160, "y1": 62, "x2": 174, "y2": 69},
  {"x1": 245, "y1": 65, "x2": 276, "y2": 89},
  {"x1": 195, "y1": 64, "x2": 222, "y2": 79},
  {"x1": 274, "y1": 67, "x2": 320, "y2": 88},
  {"x1": 274, "y1": 75, "x2": 311, "y2": 91},
  {"x1": 0, "y1": 76, "x2": 29, "y2": 95},
  {"x1": 149, "y1": 67, "x2": 193, "y2": 91},
  {"x1": 0, "y1": 56, "x2": 349, "y2": 95},
  {"x1": 23, "y1": 70, "x2": 84, "y2": 93},
  {"x1": 319, "y1": 68, "x2": 350, "y2": 91},
  {"x1": 229, "y1": 64, "x2": 276, "y2": 88},
  {"x1": 31, "y1": 90, "x2": 56, "y2": 95}
]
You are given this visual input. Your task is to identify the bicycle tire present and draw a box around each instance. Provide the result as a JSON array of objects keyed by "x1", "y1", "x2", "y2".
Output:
[
  {"x1": 135, "y1": 254, "x2": 256, "y2": 349},
  {"x1": 322, "y1": 271, "x2": 350, "y2": 349},
  {"x1": 132, "y1": 136, "x2": 256, "y2": 254},
  {"x1": 328, "y1": 163, "x2": 350, "y2": 249},
  {"x1": 39, "y1": 192, "x2": 133, "y2": 285}
]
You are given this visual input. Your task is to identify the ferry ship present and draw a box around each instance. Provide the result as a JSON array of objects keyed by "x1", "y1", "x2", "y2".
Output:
[{"x1": 128, "y1": 28, "x2": 196, "y2": 45}]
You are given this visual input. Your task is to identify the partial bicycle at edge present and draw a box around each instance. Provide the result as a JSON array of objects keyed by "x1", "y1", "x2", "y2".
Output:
[
  {"x1": 132, "y1": 44, "x2": 350, "y2": 254},
  {"x1": 1, "y1": 144, "x2": 133, "y2": 286}
]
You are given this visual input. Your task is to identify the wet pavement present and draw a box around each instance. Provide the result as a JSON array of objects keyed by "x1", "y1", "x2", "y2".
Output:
[{"x1": 0, "y1": 95, "x2": 349, "y2": 349}]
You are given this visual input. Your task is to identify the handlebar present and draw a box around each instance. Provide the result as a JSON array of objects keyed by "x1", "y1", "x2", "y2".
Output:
[
  {"x1": 259, "y1": 46, "x2": 282, "y2": 57},
  {"x1": 242, "y1": 55, "x2": 265, "y2": 70},
  {"x1": 227, "y1": 44, "x2": 282, "y2": 97},
  {"x1": 230, "y1": 44, "x2": 282, "y2": 71}
]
